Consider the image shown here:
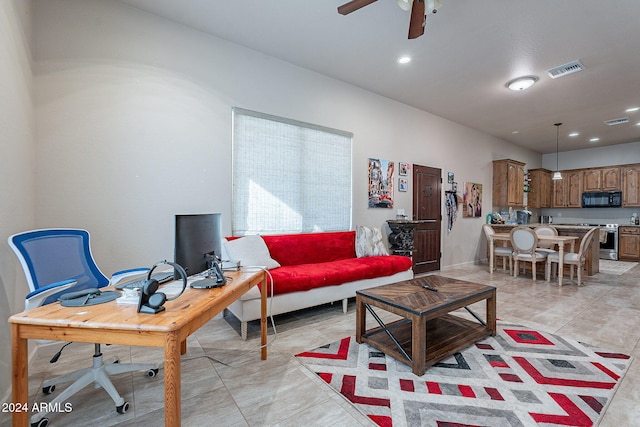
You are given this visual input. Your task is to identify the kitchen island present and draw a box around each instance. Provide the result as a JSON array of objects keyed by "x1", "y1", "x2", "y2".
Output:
[{"x1": 487, "y1": 224, "x2": 599, "y2": 276}]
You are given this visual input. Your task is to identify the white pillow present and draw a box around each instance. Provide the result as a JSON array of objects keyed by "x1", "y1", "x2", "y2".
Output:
[
  {"x1": 355, "y1": 226, "x2": 389, "y2": 257},
  {"x1": 223, "y1": 235, "x2": 281, "y2": 269}
]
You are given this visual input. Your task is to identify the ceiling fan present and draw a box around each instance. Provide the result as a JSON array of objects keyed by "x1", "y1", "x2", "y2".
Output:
[{"x1": 337, "y1": 0, "x2": 442, "y2": 39}]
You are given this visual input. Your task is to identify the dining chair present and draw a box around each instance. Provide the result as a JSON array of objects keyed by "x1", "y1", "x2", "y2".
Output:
[
  {"x1": 510, "y1": 226, "x2": 548, "y2": 281},
  {"x1": 8, "y1": 228, "x2": 158, "y2": 426},
  {"x1": 482, "y1": 224, "x2": 512, "y2": 273},
  {"x1": 545, "y1": 226, "x2": 599, "y2": 286},
  {"x1": 533, "y1": 225, "x2": 558, "y2": 254}
]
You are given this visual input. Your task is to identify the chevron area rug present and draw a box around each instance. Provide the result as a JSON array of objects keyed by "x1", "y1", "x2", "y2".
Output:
[{"x1": 295, "y1": 322, "x2": 631, "y2": 426}]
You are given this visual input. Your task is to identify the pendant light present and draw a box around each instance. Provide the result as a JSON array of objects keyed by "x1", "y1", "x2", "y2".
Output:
[{"x1": 552, "y1": 122, "x2": 563, "y2": 180}]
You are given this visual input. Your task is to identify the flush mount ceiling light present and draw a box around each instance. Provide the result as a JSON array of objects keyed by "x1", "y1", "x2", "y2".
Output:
[
  {"x1": 625, "y1": 107, "x2": 640, "y2": 113},
  {"x1": 397, "y1": 55, "x2": 412, "y2": 64},
  {"x1": 569, "y1": 132, "x2": 580, "y2": 137},
  {"x1": 552, "y1": 122, "x2": 563, "y2": 181},
  {"x1": 506, "y1": 76, "x2": 538, "y2": 91}
]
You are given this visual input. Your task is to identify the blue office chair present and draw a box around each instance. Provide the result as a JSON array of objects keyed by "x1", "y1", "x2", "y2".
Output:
[{"x1": 8, "y1": 228, "x2": 158, "y2": 427}]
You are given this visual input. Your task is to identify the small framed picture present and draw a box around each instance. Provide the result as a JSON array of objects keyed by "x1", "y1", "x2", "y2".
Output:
[
  {"x1": 399, "y1": 178, "x2": 408, "y2": 192},
  {"x1": 448, "y1": 172, "x2": 454, "y2": 183},
  {"x1": 399, "y1": 162, "x2": 409, "y2": 176}
]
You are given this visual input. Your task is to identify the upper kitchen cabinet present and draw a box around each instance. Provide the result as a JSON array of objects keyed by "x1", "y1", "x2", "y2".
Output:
[
  {"x1": 622, "y1": 164, "x2": 640, "y2": 207},
  {"x1": 527, "y1": 168, "x2": 552, "y2": 208},
  {"x1": 583, "y1": 167, "x2": 621, "y2": 192},
  {"x1": 552, "y1": 170, "x2": 582, "y2": 208},
  {"x1": 493, "y1": 159, "x2": 525, "y2": 207}
]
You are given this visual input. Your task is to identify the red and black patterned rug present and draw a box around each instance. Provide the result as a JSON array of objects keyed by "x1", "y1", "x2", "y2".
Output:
[{"x1": 295, "y1": 322, "x2": 631, "y2": 426}]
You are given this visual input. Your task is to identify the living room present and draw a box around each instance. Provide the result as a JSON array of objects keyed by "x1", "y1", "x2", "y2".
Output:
[{"x1": 2, "y1": 1, "x2": 639, "y2": 425}]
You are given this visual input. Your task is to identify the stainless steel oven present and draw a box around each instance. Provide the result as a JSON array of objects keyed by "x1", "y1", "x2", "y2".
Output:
[{"x1": 588, "y1": 224, "x2": 618, "y2": 260}]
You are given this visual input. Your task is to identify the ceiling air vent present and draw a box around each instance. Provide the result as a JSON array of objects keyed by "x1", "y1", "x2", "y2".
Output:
[
  {"x1": 604, "y1": 117, "x2": 630, "y2": 126},
  {"x1": 546, "y1": 60, "x2": 585, "y2": 79}
]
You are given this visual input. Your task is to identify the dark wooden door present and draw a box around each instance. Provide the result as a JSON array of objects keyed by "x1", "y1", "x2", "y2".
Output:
[{"x1": 412, "y1": 165, "x2": 442, "y2": 273}]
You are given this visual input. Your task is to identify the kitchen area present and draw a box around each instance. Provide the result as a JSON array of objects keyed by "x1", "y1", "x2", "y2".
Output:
[{"x1": 490, "y1": 159, "x2": 640, "y2": 273}]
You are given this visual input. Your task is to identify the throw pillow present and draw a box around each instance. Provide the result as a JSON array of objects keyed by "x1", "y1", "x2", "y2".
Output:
[
  {"x1": 355, "y1": 226, "x2": 389, "y2": 257},
  {"x1": 223, "y1": 235, "x2": 281, "y2": 269}
]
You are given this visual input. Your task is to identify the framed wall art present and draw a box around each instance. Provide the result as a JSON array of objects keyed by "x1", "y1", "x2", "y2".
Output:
[
  {"x1": 398, "y1": 178, "x2": 408, "y2": 192},
  {"x1": 399, "y1": 162, "x2": 409, "y2": 176},
  {"x1": 462, "y1": 182, "x2": 482, "y2": 218},
  {"x1": 368, "y1": 158, "x2": 394, "y2": 208}
]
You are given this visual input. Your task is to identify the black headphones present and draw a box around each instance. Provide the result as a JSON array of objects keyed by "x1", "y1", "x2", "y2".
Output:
[{"x1": 137, "y1": 260, "x2": 187, "y2": 314}]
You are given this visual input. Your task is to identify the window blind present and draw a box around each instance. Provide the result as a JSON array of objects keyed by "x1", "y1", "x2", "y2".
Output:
[{"x1": 232, "y1": 108, "x2": 352, "y2": 235}]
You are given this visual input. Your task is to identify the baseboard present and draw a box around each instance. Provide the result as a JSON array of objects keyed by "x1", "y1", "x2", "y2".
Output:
[{"x1": 440, "y1": 260, "x2": 478, "y2": 270}]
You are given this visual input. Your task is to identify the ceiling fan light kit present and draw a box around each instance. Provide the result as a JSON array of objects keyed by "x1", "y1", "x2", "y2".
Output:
[
  {"x1": 339, "y1": 0, "x2": 442, "y2": 39},
  {"x1": 397, "y1": 0, "x2": 412, "y2": 11}
]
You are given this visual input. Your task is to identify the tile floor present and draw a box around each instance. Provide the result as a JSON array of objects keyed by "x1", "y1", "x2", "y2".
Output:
[{"x1": 3, "y1": 262, "x2": 640, "y2": 426}]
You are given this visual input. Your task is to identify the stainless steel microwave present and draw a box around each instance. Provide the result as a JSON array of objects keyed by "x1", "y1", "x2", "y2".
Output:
[{"x1": 581, "y1": 191, "x2": 622, "y2": 208}]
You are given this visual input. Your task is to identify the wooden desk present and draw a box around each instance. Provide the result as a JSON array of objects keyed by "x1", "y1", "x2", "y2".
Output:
[
  {"x1": 10, "y1": 268, "x2": 267, "y2": 427},
  {"x1": 488, "y1": 233, "x2": 578, "y2": 286}
]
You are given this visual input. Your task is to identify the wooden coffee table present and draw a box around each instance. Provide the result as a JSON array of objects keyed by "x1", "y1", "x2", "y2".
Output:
[{"x1": 356, "y1": 275, "x2": 496, "y2": 376}]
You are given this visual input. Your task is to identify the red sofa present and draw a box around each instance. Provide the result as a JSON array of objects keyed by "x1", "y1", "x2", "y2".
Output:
[{"x1": 224, "y1": 230, "x2": 413, "y2": 339}]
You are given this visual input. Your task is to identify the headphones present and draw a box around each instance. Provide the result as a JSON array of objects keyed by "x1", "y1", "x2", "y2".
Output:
[{"x1": 137, "y1": 260, "x2": 187, "y2": 314}]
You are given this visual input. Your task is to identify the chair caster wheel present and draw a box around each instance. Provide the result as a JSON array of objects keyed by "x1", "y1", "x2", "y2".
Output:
[
  {"x1": 42, "y1": 385, "x2": 55, "y2": 394},
  {"x1": 116, "y1": 401, "x2": 130, "y2": 414},
  {"x1": 146, "y1": 368, "x2": 159, "y2": 378},
  {"x1": 31, "y1": 418, "x2": 49, "y2": 427}
]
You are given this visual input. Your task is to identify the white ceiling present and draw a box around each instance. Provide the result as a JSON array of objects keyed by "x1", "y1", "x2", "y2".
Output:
[{"x1": 116, "y1": 0, "x2": 640, "y2": 154}]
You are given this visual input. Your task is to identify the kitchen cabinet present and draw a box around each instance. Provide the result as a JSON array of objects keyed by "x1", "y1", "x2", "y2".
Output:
[
  {"x1": 622, "y1": 164, "x2": 640, "y2": 207},
  {"x1": 583, "y1": 167, "x2": 621, "y2": 192},
  {"x1": 493, "y1": 159, "x2": 525, "y2": 207},
  {"x1": 552, "y1": 170, "x2": 582, "y2": 208},
  {"x1": 527, "y1": 168, "x2": 552, "y2": 208},
  {"x1": 619, "y1": 226, "x2": 640, "y2": 262}
]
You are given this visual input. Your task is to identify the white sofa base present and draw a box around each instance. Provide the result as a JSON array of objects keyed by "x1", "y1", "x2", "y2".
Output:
[{"x1": 225, "y1": 268, "x2": 414, "y2": 339}]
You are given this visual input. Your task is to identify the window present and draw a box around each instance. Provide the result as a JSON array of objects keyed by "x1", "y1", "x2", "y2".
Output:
[{"x1": 232, "y1": 108, "x2": 352, "y2": 235}]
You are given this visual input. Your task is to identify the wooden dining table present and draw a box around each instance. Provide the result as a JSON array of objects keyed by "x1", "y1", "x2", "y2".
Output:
[{"x1": 487, "y1": 232, "x2": 578, "y2": 286}]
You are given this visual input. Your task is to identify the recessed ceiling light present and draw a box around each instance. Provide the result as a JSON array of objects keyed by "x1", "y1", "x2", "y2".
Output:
[
  {"x1": 506, "y1": 76, "x2": 538, "y2": 91},
  {"x1": 397, "y1": 56, "x2": 412, "y2": 64},
  {"x1": 589, "y1": 137, "x2": 600, "y2": 142},
  {"x1": 625, "y1": 107, "x2": 640, "y2": 113},
  {"x1": 569, "y1": 132, "x2": 579, "y2": 137},
  {"x1": 512, "y1": 130, "x2": 519, "y2": 134}
]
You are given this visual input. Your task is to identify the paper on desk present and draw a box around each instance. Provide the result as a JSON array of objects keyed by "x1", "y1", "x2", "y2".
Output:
[{"x1": 116, "y1": 293, "x2": 140, "y2": 305}]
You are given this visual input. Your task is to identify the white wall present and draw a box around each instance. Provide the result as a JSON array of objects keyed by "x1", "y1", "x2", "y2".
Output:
[
  {"x1": 0, "y1": 0, "x2": 35, "y2": 404},
  {"x1": 542, "y1": 142, "x2": 640, "y2": 171},
  {"x1": 31, "y1": 0, "x2": 541, "y2": 276}
]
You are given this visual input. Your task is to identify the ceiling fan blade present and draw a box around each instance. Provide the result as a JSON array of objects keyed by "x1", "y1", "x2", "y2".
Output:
[
  {"x1": 337, "y1": 0, "x2": 378, "y2": 15},
  {"x1": 408, "y1": 0, "x2": 426, "y2": 39}
]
